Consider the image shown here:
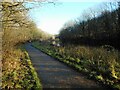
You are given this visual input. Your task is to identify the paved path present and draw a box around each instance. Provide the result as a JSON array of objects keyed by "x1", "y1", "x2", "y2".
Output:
[{"x1": 25, "y1": 43, "x2": 110, "y2": 89}]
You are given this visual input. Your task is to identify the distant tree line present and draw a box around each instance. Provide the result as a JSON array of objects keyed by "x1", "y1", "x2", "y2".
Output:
[{"x1": 59, "y1": 2, "x2": 120, "y2": 49}]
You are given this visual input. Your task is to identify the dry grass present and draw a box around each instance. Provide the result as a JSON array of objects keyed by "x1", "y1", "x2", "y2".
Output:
[{"x1": 33, "y1": 41, "x2": 120, "y2": 89}]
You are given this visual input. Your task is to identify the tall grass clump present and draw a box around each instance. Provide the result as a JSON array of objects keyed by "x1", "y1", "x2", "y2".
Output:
[{"x1": 32, "y1": 41, "x2": 120, "y2": 89}]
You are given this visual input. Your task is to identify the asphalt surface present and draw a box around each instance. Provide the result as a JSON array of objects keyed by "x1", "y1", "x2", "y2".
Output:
[{"x1": 25, "y1": 43, "x2": 110, "y2": 89}]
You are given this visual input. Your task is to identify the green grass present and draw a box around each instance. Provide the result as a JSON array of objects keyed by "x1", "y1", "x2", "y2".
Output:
[
  {"x1": 24, "y1": 51, "x2": 42, "y2": 89},
  {"x1": 2, "y1": 44, "x2": 42, "y2": 89},
  {"x1": 32, "y1": 41, "x2": 120, "y2": 90}
]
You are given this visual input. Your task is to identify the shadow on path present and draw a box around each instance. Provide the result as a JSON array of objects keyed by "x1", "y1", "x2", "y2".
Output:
[{"x1": 25, "y1": 43, "x2": 110, "y2": 89}]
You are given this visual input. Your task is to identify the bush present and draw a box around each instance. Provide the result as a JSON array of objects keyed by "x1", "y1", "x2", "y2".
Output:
[{"x1": 32, "y1": 41, "x2": 120, "y2": 90}]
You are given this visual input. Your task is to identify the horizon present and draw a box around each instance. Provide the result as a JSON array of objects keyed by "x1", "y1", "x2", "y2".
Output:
[{"x1": 28, "y1": 1, "x2": 114, "y2": 35}]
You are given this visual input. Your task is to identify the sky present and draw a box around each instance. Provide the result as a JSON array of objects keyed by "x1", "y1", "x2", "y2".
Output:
[{"x1": 28, "y1": 1, "x2": 105, "y2": 35}]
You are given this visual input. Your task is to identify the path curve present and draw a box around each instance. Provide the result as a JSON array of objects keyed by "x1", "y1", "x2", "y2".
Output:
[{"x1": 25, "y1": 43, "x2": 110, "y2": 89}]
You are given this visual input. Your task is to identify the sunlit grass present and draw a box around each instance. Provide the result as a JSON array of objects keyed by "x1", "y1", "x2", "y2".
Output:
[
  {"x1": 32, "y1": 41, "x2": 120, "y2": 89},
  {"x1": 2, "y1": 45, "x2": 42, "y2": 89}
]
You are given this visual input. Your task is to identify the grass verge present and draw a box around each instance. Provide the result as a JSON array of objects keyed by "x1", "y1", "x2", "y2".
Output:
[
  {"x1": 2, "y1": 44, "x2": 42, "y2": 89},
  {"x1": 24, "y1": 51, "x2": 42, "y2": 89},
  {"x1": 32, "y1": 41, "x2": 120, "y2": 90}
]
